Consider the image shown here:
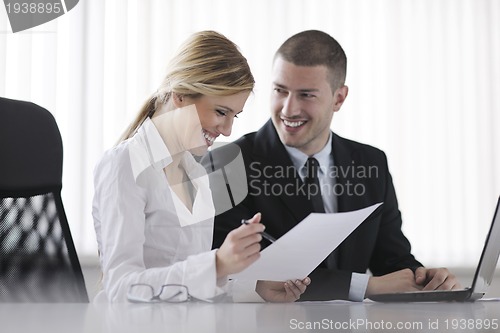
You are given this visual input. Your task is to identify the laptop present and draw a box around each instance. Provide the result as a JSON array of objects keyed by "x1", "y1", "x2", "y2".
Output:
[{"x1": 369, "y1": 196, "x2": 500, "y2": 302}]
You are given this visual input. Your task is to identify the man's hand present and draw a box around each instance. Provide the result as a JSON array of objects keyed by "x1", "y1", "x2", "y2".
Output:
[
  {"x1": 256, "y1": 277, "x2": 311, "y2": 302},
  {"x1": 365, "y1": 269, "x2": 422, "y2": 297},
  {"x1": 415, "y1": 267, "x2": 462, "y2": 291}
]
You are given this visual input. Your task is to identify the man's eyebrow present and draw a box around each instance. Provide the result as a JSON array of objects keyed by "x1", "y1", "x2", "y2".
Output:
[
  {"x1": 273, "y1": 83, "x2": 319, "y2": 93},
  {"x1": 297, "y1": 89, "x2": 319, "y2": 93},
  {"x1": 273, "y1": 82, "x2": 287, "y2": 89}
]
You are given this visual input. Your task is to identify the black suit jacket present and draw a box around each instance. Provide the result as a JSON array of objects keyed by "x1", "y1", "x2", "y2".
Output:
[{"x1": 210, "y1": 120, "x2": 422, "y2": 300}]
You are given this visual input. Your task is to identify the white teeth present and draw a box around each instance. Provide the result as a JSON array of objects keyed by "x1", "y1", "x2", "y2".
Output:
[
  {"x1": 202, "y1": 130, "x2": 216, "y2": 143},
  {"x1": 283, "y1": 119, "x2": 305, "y2": 128}
]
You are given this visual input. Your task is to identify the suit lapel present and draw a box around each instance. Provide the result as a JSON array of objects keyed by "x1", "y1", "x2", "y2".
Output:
[
  {"x1": 332, "y1": 133, "x2": 361, "y2": 213},
  {"x1": 332, "y1": 133, "x2": 370, "y2": 269},
  {"x1": 252, "y1": 120, "x2": 312, "y2": 224}
]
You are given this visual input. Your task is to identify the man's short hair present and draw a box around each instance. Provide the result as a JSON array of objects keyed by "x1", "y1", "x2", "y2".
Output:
[{"x1": 274, "y1": 30, "x2": 347, "y2": 91}]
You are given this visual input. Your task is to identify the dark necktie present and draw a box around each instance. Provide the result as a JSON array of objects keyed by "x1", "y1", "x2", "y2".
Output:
[
  {"x1": 304, "y1": 157, "x2": 325, "y2": 213},
  {"x1": 305, "y1": 157, "x2": 340, "y2": 269}
]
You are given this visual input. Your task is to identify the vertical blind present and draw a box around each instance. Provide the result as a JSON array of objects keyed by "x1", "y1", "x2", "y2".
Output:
[{"x1": 1, "y1": 0, "x2": 499, "y2": 267}]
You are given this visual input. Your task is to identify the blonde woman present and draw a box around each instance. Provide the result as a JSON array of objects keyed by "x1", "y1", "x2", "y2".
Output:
[{"x1": 92, "y1": 31, "x2": 310, "y2": 303}]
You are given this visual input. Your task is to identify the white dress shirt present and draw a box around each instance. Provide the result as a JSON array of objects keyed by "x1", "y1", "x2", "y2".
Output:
[
  {"x1": 284, "y1": 132, "x2": 369, "y2": 301},
  {"x1": 92, "y1": 118, "x2": 261, "y2": 302}
]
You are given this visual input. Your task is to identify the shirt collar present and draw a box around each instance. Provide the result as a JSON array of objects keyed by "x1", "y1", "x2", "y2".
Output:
[
  {"x1": 128, "y1": 117, "x2": 173, "y2": 186},
  {"x1": 284, "y1": 132, "x2": 333, "y2": 178}
]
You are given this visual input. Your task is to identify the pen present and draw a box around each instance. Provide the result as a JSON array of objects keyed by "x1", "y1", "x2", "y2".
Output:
[{"x1": 241, "y1": 219, "x2": 277, "y2": 243}]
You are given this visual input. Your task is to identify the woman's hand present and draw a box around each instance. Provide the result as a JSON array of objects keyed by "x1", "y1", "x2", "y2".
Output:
[
  {"x1": 215, "y1": 213, "x2": 263, "y2": 278},
  {"x1": 256, "y1": 277, "x2": 311, "y2": 302}
]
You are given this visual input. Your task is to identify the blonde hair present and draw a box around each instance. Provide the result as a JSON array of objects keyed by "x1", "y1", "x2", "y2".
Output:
[{"x1": 119, "y1": 31, "x2": 255, "y2": 142}]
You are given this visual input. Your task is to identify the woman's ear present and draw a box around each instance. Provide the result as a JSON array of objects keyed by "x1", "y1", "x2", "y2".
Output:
[{"x1": 172, "y1": 93, "x2": 185, "y2": 108}]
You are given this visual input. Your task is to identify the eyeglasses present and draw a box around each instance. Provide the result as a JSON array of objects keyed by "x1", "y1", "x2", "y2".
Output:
[{"x1": 127, "y1": 284, "x2": 192, "y2": 303}]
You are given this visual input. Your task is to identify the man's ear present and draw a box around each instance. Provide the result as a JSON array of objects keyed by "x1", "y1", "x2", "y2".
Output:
[
  {"x1": 172, "y1": 93, "x2": 185, "y2": 108},
  {"x1": 333, "y1": 85, "x2": 349, "y2": 112}
]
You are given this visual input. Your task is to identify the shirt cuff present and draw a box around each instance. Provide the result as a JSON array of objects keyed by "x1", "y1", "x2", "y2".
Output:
[
  {"x1": 229, "y1": 280, "x2": 265, "y2": 303},
  {"x1": 184, "y1": 249, "x2": 227, "y2": 300},
  {"x1": 348, "y1": 273, "x2": 370, "y2": 302}
]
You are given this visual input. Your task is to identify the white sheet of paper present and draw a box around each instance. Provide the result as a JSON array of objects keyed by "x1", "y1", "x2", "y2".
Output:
[{"x1": 230, "y1": 202, "x2": 383, "y2": 281}]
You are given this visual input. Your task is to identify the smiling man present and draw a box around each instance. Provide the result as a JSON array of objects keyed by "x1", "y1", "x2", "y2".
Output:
[{"x1": 212, "y1": 30, "x2": 461, "y2": 301}]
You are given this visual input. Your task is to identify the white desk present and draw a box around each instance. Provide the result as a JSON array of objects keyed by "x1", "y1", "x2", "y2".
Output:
[{"x1": 1, "y1": 300, "x2": 499, "y2": 333}]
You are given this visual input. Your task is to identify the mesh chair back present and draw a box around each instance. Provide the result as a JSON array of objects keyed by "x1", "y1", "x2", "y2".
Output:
[{"x1": 0, "y1": 97, "x2": 88, "y2": 302}]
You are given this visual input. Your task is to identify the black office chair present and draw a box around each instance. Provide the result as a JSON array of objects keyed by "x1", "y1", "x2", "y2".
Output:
[{"x1": 0, "y1": 97, "x2": 88, "y2": 302}]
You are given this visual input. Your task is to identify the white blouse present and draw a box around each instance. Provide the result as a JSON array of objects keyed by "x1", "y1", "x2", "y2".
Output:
[{"x1": 92, "y1": 118, "x2": 260, "y2": 302}]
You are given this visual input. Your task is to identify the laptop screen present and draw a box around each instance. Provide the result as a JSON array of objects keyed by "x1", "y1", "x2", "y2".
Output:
[{"x1": 471, "y1": 197, "x2": 500, "y2": 294}]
